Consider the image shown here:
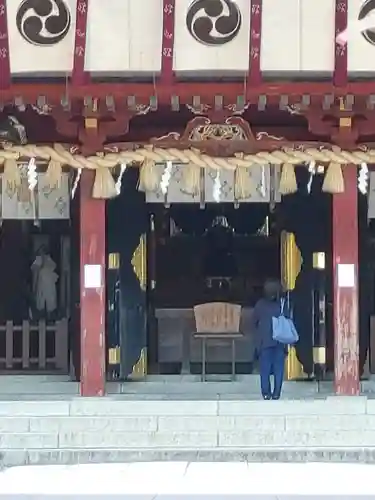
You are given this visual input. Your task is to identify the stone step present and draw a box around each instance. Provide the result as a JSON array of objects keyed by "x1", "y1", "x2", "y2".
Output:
[
  {"x1": 0, "y1": 374, "x2": 374, "y2": 396},
  {"x1": 0, "y1": 396, "x2": 374, "y2": 469},
  {"x1": 0, "y1": 396, "x2": 370, "y2": 415},
  {"x1": 3, "y1": 447, "x2": 375, "y2": 468},
  {"x1": 0, "y1": 375, "x2": 72, "y2": 384},
  {"x1": 0, "y1": 382, "x2": 79, "y2": 396}
]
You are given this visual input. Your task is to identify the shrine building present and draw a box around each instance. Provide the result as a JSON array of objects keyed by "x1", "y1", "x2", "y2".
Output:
[{"x1": 0, "y1": 0, "x2": 374, "y2": 397}]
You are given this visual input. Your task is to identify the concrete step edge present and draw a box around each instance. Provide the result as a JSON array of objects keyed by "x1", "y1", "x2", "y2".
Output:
[{"x1": 3, "y1": 447, "x2": 375, "y2": 468}]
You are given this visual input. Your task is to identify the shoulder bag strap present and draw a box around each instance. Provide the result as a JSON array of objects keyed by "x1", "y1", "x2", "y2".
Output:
[{"x1": 280, "y1": 298, "x2": 285, "y2": 315}]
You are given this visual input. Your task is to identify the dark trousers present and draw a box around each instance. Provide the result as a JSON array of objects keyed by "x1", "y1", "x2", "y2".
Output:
[{"x1": 259, "y1": 345, "x2": 285, "y2": 399}]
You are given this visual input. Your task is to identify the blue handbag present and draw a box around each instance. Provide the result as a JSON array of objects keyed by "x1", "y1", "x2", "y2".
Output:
[{"x1": 272, "y1": 298, "x2": 299, "y2": 345}]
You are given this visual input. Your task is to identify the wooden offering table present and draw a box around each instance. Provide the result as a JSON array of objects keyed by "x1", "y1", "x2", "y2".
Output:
[{"x1": 156, "y1": 307, "x2": 256, "y2": 374}]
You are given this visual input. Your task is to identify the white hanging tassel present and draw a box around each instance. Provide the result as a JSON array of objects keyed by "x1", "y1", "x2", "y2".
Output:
[
  {"x1": 358, "y1": 162, "x2": 369, "y2": 195},
  {"x1": 160, "y1": 161, "x2": 173, "y2": 195},
  {"x1": 213, "y1": 170, "x2": 221, "y2": 202},
  {"x1": 71, "y1": 168, "x2": 82, "y2": 199},
  {"x1": 115, "y1": 163, "x2": 127, "y2": 195},
  {"x1": 27, "y1": 158, "x2": 37, "y2": 191},
  {"x1": 307, "y1": 161, "x2": 316, "y2": 194}
]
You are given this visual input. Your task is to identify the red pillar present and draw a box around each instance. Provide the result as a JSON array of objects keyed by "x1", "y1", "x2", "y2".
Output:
[
  {"x1": 332, "y1": 165, "x2": 360, "y2": 395},
  {"x1": 80, "y1": 170, "x2": 106, "y2": 396}
]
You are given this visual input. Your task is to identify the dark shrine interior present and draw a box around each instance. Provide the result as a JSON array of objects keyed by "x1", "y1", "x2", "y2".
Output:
[{"x1": 106, "y1": 165, "x2": 374, "y2": 378}]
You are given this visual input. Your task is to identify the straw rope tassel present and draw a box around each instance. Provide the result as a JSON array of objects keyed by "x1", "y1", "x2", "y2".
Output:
[
  {"x1": 92, "y1": 168, "x2": 118, "y2": 199},
  {"x1": 279, "y1": 163, "x2": 297, "y2": 195},
  {"x1": 45, "y1": 160, "x2": 63, "y2": 189},
  {"x1": 1, "y1": 142, "x2": 372, "y2": 198},
  {"x1": 138, "y1": 159, "x2": 160, "y2": 192},
  {"x1": 322, "y1": 162, "x2": 345, "y2": 193},
  {"x1": 234, "y1": 167, "x2": 255, "y2": 200},
  {"x1": 181, "y1": 164, "x2": 201, "y2": 196}
]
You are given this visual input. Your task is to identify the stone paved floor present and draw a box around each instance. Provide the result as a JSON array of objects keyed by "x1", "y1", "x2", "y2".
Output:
[
  {"x1": 1, "y1": 462, "x2": 375, "y2": 496},
  {"x1": 0, "y1": 374, "x2": 374, "y2": 400}
]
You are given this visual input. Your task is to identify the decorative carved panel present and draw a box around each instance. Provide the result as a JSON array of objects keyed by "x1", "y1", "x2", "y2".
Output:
[
  {"x1": 1, "y1": 171, "x2": 35, "y2": 219},
  {"x1": 144, "y1": 164, "x2": 275, "y2": 204},
  {"x1": 204, "y1": 168, "x2": 234, "y2": 203},
  {"x1": 37, "y1": 173, "x2": 70, "y2": 219},
  {"x1": 368, "y1": 172, "x2": 375, "y2": 219},
  {"x1": 236, "y1": 165, "x2": 271, "y2": 203},
  {"x1": 145, "y1": 164, "x2": 200, "y2": 203},
  {"x1": 1, "y1": 172, "x2": 70, "y2": 219}
]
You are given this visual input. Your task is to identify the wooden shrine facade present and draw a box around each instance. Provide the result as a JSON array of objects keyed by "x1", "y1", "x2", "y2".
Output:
[
  {"x1": 0, "y1": 0, "x2": 372, "y2": 395},
  {"x1": 0, "y1": 96, "x2": 366, "y2": 398}
]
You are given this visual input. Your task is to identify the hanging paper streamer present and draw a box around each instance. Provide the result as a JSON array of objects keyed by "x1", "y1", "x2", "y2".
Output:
[
  {"x1": 358, "y1": 162, "x2": 369, "y2": 195},
  {"x1": 27, "y1": 158, "x2": 37, "y2": 191},
  {"x1": 259, "y1": 165, "x2": 266, "y2": 198},
  {"x1": 71, "y1": 168, "x2": 82, "y2": 199},
  {"x1": 213, "y1": 170, "x2": 221, "y2": 202},
  {"x1": 307, "y1": 161, "x2": 316, "y2": 194},
  {"x1": 115, "y1": 163, "x2": 127, "y2": 195},
  {"x1": 160, "y1": 161, "x2": 173, "y2": 195}
]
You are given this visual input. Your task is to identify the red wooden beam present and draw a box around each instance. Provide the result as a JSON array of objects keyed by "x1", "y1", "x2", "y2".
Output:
[
  {"x1": 0, "y1": 0, "x2": 10, "y2": 90},
  {"x1": 160, "y1": 0, "x2": 176, "y2": 86},
  {"x1": 72, "y1": 0, "x2": 90, "y2": 86},
  {"x1": 334, "y1": 0, "x2": 348, "y2": 86},
  {"x1": 249, "y1": 0, "x2": 262, "y2": 87},
  {"x1": 4, "y1": 81, "x2": 375, "y2": 104}
]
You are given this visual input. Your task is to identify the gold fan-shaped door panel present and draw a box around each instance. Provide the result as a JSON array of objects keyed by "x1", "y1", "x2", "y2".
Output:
[
  {"x1": 280, "y1": 231, "x2": 302, "y2": 292},
  {"x1": 280, "y1": 231, "x2": 304, "y2": 380},
  {"x1": 131, "y1": 235, "x2": 147, "y2": 291}
]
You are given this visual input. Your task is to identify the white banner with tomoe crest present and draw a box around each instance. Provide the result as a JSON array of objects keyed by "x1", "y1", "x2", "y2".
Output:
[{"x1": 5, "y1": 0, "x2": 355, "y2": 77}]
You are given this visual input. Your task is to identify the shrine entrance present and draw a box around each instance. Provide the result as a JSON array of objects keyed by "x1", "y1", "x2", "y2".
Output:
[
  {"x1": 106, "y1": 165, "x2": 339, "y2": 382},
  {"x1": 0, "y1": 170, "x2": 72, "y2": 373}
]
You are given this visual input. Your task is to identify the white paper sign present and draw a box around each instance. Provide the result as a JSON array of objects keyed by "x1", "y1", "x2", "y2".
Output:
[
  {"x1": 84, "y1": 265, "x2": 102, "y2": 289},
  {"x1": 337, "y1": 264, "x2": 355, "y2": 288}
]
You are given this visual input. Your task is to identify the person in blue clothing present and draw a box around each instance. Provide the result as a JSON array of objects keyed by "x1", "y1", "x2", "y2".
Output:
[{"x1": 252, "y1": 279, "x2": 289, "y2": 400}]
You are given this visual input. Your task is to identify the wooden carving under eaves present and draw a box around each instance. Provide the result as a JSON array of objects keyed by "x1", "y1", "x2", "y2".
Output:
[
  {"x1": 52, "y1": 103, "x2": 132, "y2": 156},
  {"x1": 305, "y1": 105, "x2": 375, "y2": 148},
  {"x1": 146, "y1": 116, "x2": 330, "y2": 157}
]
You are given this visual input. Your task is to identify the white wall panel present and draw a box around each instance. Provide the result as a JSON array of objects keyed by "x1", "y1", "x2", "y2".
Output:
[
  {"x1": 7, "y1": 0, "x2": 76, "y2": 75},
  {"x1": 300, "y1": 0, "x2": 335, "y2": 73},
  {"x1": 261, "y1": 0, "x2": 335, "y2": 74},
  {"x1": 173, "y1": 0, "x2": 251, "y2": 74},
  {"x1": 85, "y1": 0, "x2": 163, "y2": 74},
  {"x1": 261, "y1": 0, "x2": 300, "y2": 73}
]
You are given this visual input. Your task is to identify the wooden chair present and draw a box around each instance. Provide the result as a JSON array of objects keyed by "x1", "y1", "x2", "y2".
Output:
[{"x1": 193, "y1": 302, "x2": 243, "y2": 381}]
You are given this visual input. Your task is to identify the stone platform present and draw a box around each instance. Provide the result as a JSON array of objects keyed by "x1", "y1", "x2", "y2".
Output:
[{"x1": 1, "y1": 375, "x2": 375, "y2": 467}]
